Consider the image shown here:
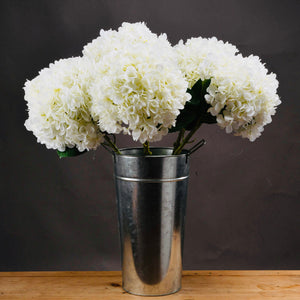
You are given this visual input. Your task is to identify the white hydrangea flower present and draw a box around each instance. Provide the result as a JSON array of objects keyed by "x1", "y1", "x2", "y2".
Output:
[
  {"x1": 205, "y1": 54, "x2": 281, "y2": 141},
  {"x1": 175, "y1": 36, "x2": 239, "y2": 88},
  {"x1": 24, "y1": 57, "x2": 104, "y2": 152},
  {"x1": 83, "y1": 22, "x2": 159, "y2": 63},
  {"x1": 175, "y1": 36, "x2": 281, "y2": 141},
  {"x1": 84, "y1": 22, "x2": 191, "y2": 143}
]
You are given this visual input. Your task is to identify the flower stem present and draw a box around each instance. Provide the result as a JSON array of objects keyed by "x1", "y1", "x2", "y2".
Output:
[
  {"x1": 173, "y1": 120, "x2": 202, "y2": 155},
  {"x1": 143, "y1": 141, "x2": 152, "y2": 155},
  {"x1": 103, "y1": 134, "x2": 121, "y2": 154},
  {"x1": 173, "y1": 129, "x2": 185, "y2": 154}
]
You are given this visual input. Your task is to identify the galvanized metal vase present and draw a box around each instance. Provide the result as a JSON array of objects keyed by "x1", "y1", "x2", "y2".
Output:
[{"x1": 113, "y1": 148, "x2": 190, "y2": 296}]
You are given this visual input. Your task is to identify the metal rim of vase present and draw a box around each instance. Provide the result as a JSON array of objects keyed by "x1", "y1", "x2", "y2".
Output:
[{"x1": 114, "y1": 147, "x2": 189, "y2": 158}]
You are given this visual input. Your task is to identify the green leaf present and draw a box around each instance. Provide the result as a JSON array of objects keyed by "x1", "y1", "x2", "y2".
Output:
[
  {"x1": 169, "y1": 107, "x2": 198, "y2": 132},
  {"x1": 202, "y1": 113, "x2": 218, "y2": 124},
  {"x1": 201, "y1": 79, "x2": 211, "y2": 99},
  {"x1": 187, "y1": 79, "x2": 203, "y2": 105},
  {"x1": 169, "y1": 78, "x2": 216, "y2": 133},
  {"x1": 57, "y1": 147, "x2": 87, "y2": 158}
]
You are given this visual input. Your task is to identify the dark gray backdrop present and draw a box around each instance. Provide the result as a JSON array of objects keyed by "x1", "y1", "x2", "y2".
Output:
[{"x1": 1, "y1": 0, "x2": 299, "y2": 271}]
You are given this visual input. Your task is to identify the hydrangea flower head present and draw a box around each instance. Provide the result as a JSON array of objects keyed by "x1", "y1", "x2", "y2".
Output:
[
  {"x1": 175, "y1": 36, "x2": 239, "y2": 88},
  {"x1": 175, "y1": 36, "x2": 281, "y2": 141},
  {"x1": 84, "y1": 22, "x2": 191, "y2": 143},
  {"x1": 24, "y1": 57, "x2": 103, "y2": 152},
  {"x1": 205, "y1": 54, "x2": 281, "y2": 141}
]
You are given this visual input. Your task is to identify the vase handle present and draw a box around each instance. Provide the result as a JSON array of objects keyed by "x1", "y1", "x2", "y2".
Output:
[{"x1": 187, "y1": 139, "x2": 206, "y2": 156}]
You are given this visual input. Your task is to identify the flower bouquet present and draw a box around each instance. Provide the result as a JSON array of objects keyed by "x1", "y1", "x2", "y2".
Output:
[
  {"x1": 24, "y1": 22, "x2": 281, "y2": 296},
  {"x1": 24, "y1": 22, "x2": 280, "y2": 157}
]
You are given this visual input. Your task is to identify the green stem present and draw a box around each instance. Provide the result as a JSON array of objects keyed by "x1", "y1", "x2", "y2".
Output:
[
  {"x1": 173, "y1": 120, "x2": 202, "y2": 155},
  {"x1": 143, "y1": 141, "x2": 152, "y2": 155},
  {"x1": 103, "y1": 134, "x2": 121, "y2": 154},
  {"x1": 173, "y1": 129, "x2": 185, "y2": 154}
]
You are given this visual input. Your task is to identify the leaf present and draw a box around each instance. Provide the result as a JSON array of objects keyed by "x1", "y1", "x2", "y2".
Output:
[
  {"x1": 187, "y1": 79, "x2": 203, "y2": 105},
  {"x1": 57, "y1": 147, "x2": 87, "y2": 158},
  {"x1": 201, "y1": 79, "x2": 211, "y2": 99},
  {"x1": 169, "y1": 107, "x2": 198, "y2": 132},
  {"x1": 202, "y1": 113, "x2": 217, "y2": 124},
  {"x1": 169, "y1": 78, "x2": 216, "y2": 133}
]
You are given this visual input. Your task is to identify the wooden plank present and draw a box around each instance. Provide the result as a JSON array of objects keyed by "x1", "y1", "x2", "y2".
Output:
[
  {"x1": 1, "y1": 270, "x2": 300, "y2": 277},
  {"x1": 0, "y1": 271, "x2": 299, "y2": 299}
]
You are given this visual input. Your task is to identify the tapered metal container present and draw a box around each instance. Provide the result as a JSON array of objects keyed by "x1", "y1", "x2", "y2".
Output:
[{"x1": 113, "y1": 148, "x2": 190, "y2": 296}]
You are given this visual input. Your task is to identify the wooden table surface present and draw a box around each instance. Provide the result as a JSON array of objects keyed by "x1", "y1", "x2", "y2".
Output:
[{"x1": 0, "y1": 271, "x2": 299, "y2": 299}]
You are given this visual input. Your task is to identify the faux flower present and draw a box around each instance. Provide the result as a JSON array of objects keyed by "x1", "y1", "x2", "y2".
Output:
[
  {"x1": 175, "y1": 37, "x2": 281, "y2": 141},
  {"x1": 23, "y1": 23, "x2": 282, "y2": 157},
  {"x1": 24, "y1": 57, "x2": 103, "y2": 152},
  {"x1": 175, "y1": 36, "x2": 239, "y2": 88},
  {"x1": 83, "y1": 22, "x2": 161, "y2": 63},
  {"x1": 205, "y1": 54, "x2": 281, "y2": 141},
  {"x1": 84, "y1": 22, "x2": 191, "y2": 143}
]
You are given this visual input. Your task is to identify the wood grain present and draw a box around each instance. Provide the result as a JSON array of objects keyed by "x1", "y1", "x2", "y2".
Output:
[{"x1": 0, "y1": 271, "x2": 299, "y2": 299}]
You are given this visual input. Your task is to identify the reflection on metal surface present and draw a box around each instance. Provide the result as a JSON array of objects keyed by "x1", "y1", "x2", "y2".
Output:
[
  {"x1": 114, "y1": 175, "x2": 189, "y2": 182},
  {"x1": 113, "y1": 148, "x2": 189, "y2": 296}
]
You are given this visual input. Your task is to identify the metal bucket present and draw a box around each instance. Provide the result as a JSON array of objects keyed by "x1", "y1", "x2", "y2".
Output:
[{"x1": 113, "y1": 148, "x2": 190, "y2": 296}]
